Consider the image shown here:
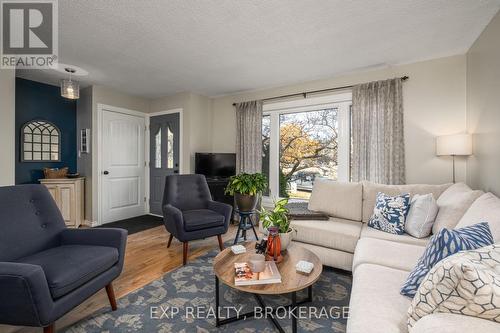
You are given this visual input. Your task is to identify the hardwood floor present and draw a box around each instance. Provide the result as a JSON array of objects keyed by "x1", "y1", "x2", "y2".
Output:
[{"x1": 5, "y1": 224, "x2": 239, "y2": 333}]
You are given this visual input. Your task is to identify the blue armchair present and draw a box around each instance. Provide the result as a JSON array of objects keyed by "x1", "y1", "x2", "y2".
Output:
[
  {"x1": 0, "y1": 185, "x2": 127, "y2": 333},
  {"x1": 162, "y1": 174, "x2": 233, "y2": 265}
]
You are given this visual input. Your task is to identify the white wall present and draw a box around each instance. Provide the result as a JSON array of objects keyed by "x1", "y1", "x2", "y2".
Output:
[
  {"x1": 467, "y1": 11, "x2": 500, "y2": 195},
  {"x1": 211, "y1": 55, "x2": 468, "y2": 185},
  {"x1": 76, "y1": 85, "x2": 212, "y2": 222},
  {"x1": 76, "y1": 86, "x2": 93, "y2": 220},
  {"x1": 0, "y1": 69, "x2": 15, "y2": 186},
  {"x1": 76, "y1": 85, "x2": 150, "y2": 223},
  {"x1": 92, "y1": 85, "x2": 151, "y2": 114},
  {"x1": 188, "y1": 93, "x2": 213, "y2": 168}
]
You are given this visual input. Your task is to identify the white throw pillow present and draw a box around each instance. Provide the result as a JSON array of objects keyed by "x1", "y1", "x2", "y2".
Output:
[
  {"x1": 456, "y1": 192, "x2": 500, "y2": 242},
  {"x1": 308, "y1": 180, "x2": 362, "y2": 221},
  {"x1": 404, "y1": 194, "x2": 438, "y2": 238},
  {"x1": 407, "y1": 243, "x2": 500, "y2": 328},
  {"x1": 432, "y1": 183, "x2": 483, "y2": 234}
]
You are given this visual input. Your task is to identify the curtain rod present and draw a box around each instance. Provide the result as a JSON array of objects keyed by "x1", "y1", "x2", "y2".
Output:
[{"x1": 232, "y1": 75, "x2": 409, "y2": 106}]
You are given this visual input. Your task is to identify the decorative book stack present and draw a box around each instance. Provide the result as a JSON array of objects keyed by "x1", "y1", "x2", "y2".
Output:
[{"x1": 234, "y1": 261, "x2": 282, "y2": 286}]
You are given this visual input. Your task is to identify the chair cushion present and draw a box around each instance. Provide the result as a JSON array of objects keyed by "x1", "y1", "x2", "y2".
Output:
[
  {"x1": 432, "y1": 183, "x2": 483, "y2": 234},
  {"x1": 183, "y1": 209, "x2": 225, "y2": 231},
  {"x1": 0, "y1": 185, "x2": 66, "y2": 261},
  {"x1": 292, "y1": 241, "x2": 354, "y2": 271},
  {"x1": 347, "y1": 264, "x2": 412, "y2": 333},
  {"x1": 290, "y1": 217, "x2": 362, "y2": 253},
  {"x1": 16, "y1": 245, "x2": 119, "y2": 299},
  {"x1": 410, "y1": 313, "x2": 500, "y2": 333},
  {"x1": 360, "y1": 223, "x2": 430, "y2": 247},
  {"x1": 308, "y1": 180, "x2": 363, "y2": 221},
  {"x1": 352, "y1": 237, "x2": 425, "y2": 273},
  {"x1": 163, "y1": 174, "x2": 212, "y2": 211},
  {"x1": 456, "y1": 192, "x2": 500, "y2": 242}
]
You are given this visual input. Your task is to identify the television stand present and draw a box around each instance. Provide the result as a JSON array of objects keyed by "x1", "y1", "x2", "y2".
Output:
[{"x1": 206, "y1": 178, "x2": 233, "y2": 207}]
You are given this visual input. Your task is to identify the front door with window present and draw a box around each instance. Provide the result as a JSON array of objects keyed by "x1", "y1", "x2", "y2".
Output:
[{"x1": 149, "y1": 113, "x2": 180, "y2": 215}]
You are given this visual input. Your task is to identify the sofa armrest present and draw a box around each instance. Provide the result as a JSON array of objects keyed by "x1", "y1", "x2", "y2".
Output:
[
  {"x1": 410, "y1": 313, "x2": 500, "y2": 333},
  {"x1": 60, "y1": 228, "x2": 128, "y2": 269},
  {"x1": 162, "y1": 204, "x2": 184, "y2": 238},
  {"x1": 208, "y1": 201, "x2": 233, "y2": 228},
  {"x1": 0, "y1": 262, "x2": 53, "y2": 327}
]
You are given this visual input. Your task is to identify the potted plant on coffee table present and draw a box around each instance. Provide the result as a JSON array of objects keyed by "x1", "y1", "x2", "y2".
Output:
[
  {"x1": 224, "y1": 173, "x2": 267, "y2": 212},
  {"x1": 260, "y1": 198, "x2": 294, "y2": 251}
]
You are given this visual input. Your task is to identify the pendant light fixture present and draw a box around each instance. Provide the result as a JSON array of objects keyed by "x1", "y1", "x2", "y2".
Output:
[{"x1": 60, "y1": 67, "x2": 80, "y2": 99}]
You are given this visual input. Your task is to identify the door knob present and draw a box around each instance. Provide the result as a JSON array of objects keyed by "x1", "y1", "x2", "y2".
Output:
[{"x1": 103, "y1": 170, "x2": 109, "y2": 175}]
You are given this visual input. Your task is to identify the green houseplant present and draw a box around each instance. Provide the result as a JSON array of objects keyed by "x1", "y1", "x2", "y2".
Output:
[
  {"x1": 259, "y1": 198, "x2": 294, "y2": 251},
  {"x1": 225, "y1": 173, "x2": 267, "y2": 211}
]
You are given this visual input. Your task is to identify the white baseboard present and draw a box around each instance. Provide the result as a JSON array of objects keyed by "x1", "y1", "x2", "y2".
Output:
[{"x1": 83, "y1": 219, "x2": 100, "y2": 227}]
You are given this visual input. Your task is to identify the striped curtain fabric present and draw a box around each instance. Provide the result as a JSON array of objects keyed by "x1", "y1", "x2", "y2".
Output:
[
  {"x1": 351, "y1": 78, "x2": 406, "y2": 184},
  {"x1": 235, "y1": 100, "x2": 263, "y2": 174}
]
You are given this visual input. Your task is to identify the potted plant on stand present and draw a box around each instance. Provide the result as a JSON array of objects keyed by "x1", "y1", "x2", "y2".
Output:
[
  {"x1": 260, "y1": 198, "x2": 294, "y2": 251},
  {"x1": 225, "y1": 173, "x2": 267, "y2": 212}
]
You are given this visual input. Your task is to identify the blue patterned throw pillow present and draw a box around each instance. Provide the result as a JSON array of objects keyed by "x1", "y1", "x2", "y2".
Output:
[
  {"x1": 368, "y1": 192, "x2": 410, "y2": 235},
  {"x1": 400, "y1": 222, "x2": 494, "y2": 298}
]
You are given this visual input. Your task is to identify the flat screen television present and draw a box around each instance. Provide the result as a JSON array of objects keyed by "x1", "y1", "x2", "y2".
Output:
[{"x1": 195, "y1": 153, "x2": 236, "y2": 179}]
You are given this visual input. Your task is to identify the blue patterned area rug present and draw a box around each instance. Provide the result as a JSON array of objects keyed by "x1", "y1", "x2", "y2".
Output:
[{"x1": 65, "y1": 248, "x2": 352, "y2": 333}]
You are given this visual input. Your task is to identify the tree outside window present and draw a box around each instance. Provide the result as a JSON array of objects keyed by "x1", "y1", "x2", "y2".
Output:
[{"x1": 263, "y1": 108, "x2": 339, "y2": 199}]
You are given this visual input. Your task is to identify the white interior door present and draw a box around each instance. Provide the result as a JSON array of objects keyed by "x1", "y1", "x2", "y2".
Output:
[{"x1": 101, "y1": 109, "x2": 145, "y2": 224}]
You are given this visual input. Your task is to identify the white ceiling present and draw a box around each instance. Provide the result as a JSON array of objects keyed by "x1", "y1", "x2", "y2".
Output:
[{"x1": 17, "y1": 0, "x2": 500, "y2": 98}]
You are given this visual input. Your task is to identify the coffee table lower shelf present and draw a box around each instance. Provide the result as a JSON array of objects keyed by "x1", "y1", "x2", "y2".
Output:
[{"x1": 215, "y1": 276, "x2": 313, "y2": 333}]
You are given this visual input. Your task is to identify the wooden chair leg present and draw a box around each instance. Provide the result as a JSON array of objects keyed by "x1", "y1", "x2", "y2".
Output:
[
  {"x1": 217, "y1": 234, "x2": 224, "y2": 251},
  {"x1": 105, "y1": 283, "x2": 118, "y2": 311},
  {"x1": 43, "y1": 323, "x2": 55, "y2": 333},
  {"x1": 183, "y1": 242, "x2": 188, "y2": 265},
  {"x1": 167, "y1": 234, "x2": 173, "y2": 248}
]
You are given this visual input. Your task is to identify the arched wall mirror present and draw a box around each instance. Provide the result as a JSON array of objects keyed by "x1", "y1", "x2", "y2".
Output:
[{"x1": 21, "y1": 120, "x2": 61, "y2": 162}]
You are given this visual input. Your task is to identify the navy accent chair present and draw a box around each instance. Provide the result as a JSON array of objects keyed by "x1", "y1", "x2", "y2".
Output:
[
  {"x1": 162, "y1": 174, "x2": 233, "y2": 265},
  {"x1": 0, "y1": 185, "x2": 127, "y2": 333}
]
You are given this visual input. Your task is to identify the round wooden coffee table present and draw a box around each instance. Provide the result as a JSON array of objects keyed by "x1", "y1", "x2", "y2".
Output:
[{"x1": 213, "y1": 241, "x2": 322, "y2": 333}]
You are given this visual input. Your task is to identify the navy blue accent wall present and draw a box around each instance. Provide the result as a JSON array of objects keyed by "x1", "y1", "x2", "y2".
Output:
[{"x1": 15, "y1": 78, "x2": 77, "y2": 184}]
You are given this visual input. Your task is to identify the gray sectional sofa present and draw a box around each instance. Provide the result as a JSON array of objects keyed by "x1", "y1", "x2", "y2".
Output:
[{"x1": 286, "y1": 180, "x2": 500, "y2": 333}]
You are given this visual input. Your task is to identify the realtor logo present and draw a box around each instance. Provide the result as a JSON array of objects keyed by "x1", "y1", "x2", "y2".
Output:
[{"x1": 1, "y1": 0, "x2": 58, "y2": 68}]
